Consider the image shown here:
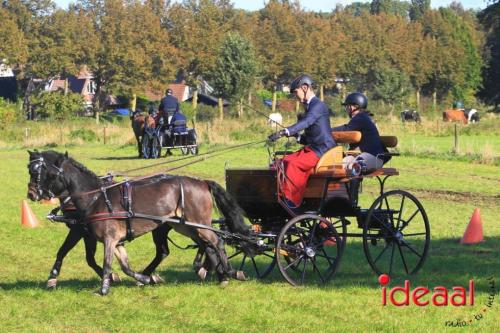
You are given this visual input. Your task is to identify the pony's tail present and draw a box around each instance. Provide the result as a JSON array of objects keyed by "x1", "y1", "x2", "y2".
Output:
[{"x1": 206, "y1": 180, "x2": 249, "y2": 236}]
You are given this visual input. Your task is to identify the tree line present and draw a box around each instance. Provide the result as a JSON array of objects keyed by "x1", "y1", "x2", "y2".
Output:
[{"x1": 1, "y1": 0, "x2": 499, "y2": 115}]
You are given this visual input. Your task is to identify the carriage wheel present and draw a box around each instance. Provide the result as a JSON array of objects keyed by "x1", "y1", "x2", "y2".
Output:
[
  {"x1": 180, "y1": 147, "x2": 189, "y2": 155},
  {"x1": 276, "y1": 214, "x2": 342, "y2": 286},
  {"x1": 362, "y1": 190, "x2": 430, "y2": 277},
  {"x1": 141, "y1": 135, "x2": 151, "y2": 159},
  {"x1": 151, "y1": 136, "x2": 161, "y2": 159},
  {"x1": 227, "y1": 237, "x2": 276, "y2": 279},
  {"x1": 190, "y1": 146, "x2": 199, "y2": 155},
  {"x1": 281, "y1": 217, "x2": 346, "y2": 273}
]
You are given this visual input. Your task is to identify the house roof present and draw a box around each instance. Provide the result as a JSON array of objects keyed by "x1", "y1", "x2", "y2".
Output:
[
  {"x1": 186, "y1": 93, "x2": 229, "y2": 107},
  {"x1": 168, "y1": 83, "x2": 188, "y2": 102},
  {"x1": 48, "y1": 79, "x2": 66, "y2": 92}
]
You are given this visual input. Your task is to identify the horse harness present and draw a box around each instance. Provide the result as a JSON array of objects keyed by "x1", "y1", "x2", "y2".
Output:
[
  {"x1": 32, "y1": 155, "x2": 252, "y2": 245},
  {"x1": 48, "y1": 175, "x2": 190, "y2": 243}
]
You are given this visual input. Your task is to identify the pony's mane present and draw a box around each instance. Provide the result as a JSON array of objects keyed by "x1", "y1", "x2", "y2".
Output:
[
  {"x1": 45, "y1": 150, "x2": 102, "y2": 186},
  {"x1": 67, "y1": 157, "x2": 102, "y2": 184}
]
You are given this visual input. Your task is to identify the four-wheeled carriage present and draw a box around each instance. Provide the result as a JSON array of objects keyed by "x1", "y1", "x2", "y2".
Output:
[
  {"x1": 223, "y1": 132, "x2": 430, "y2": 286},
  {"x1": 141, "y1": 118, "x2": 199, "y2": 159},
  {"x1": 161, "y1": 125, "x2": 199, "y2": 156}
]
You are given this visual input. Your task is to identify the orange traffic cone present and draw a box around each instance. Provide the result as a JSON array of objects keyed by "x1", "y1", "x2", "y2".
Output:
[
  {"x1": 460, "y1": 208, "x2": 483, "y2": 244},
  {"x1": 21, "y1": 200, "x2": 40, "y2": 228}
]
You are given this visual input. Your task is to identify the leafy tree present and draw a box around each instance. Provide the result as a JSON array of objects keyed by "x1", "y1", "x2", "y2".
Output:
[
  {"x1": 420, "y1": 8, "x2": 483, "y2": 109},
  {"x1": 372, "y1": 66, "x2": 411, "y2": 115},
  {"x1": 409, "y1": 0, "x2": 430, "y2": 21},
  {"x1": 255, "y1": 0, "x2": 303, "y2": 111},
  {"x1": 478, "y1": 2, "x2": 500, "y2": 107},
  {"x1": 166, "y1": 0, "x2": 234, "y2": 109},
  {"x1": 77, "y1": 0, "x2": 177, "y2": 110},
  {"x1": 0, "y1": 7, "x2": 28, "y2": 73},
  {"x1": 297, "y1": 12, "x2": 342, "y2": 101},
  {"x1": 1, "y1": 0, "x2": 55, "y2": 78},
  {"x1": 340, "y1": 2, "x2": 371, "y2": 16},
  {"x1": 0, "y1": 97, "x2": 19, "y2": 129},
  {"x1": 31, "y1": 91, "x2": 84, "y2": 120},
  {"x1": 370, "y1": 0, "x2": 410, "y2": 17},
  {"x1": 210, "y1": 33, "x2": 258, "y2": 118}
]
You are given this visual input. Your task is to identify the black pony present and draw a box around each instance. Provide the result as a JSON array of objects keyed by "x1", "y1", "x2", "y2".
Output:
[{"x1": 27, "y1": 150, "x2": 250, "y2": 295}]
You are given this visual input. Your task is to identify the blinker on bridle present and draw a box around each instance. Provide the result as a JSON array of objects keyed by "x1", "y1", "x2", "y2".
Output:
[{"x1": 28, "y1": 157, "x2": 64, "y2": 199}]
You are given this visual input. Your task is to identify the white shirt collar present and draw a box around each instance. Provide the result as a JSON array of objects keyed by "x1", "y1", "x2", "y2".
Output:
[{"x1": 306, "y1": 94, "x2": 315, "y2": 105}]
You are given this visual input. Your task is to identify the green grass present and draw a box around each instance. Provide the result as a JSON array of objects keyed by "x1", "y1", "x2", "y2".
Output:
[{"x1": 0, "y1": 140, "x2": 499, "y2": 332}]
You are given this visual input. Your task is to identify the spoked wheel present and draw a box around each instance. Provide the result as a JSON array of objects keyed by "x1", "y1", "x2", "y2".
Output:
[
  {"x1": 362, "y1": 190, "x2": 430, "y2": 277},
  {"x1": 227, "y1": 236, "x2": 276, "y2": 279},
  {"x1": 180, "y1": 147, "x2": 189, "y2": 155},
  {"x1": 276, "y1": 214, "x2": 342, "y2": 286},
  {"x1": 141, "y1": 135, "x2": 151, "y2": 159},
  {"x1": 190, "y1": 146, "x2": 199, "y2": 155},
  {"x1": 150, "y1": 136, "x2": 161, "y2": 159}
]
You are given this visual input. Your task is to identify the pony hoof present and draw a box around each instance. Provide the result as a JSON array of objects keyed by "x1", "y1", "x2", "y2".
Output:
[
  {"x1": 197, "y1": 267, "x2": 208, "y2": 281},
  {"x1": 235, "y1": 271, "x2": 246, "y2": 281},
  {"x1": 110, "y1": 273, "x2": 121, "y2": 284},
  {"x1": 95, "y1": 288, "x2": 109, "y2": 296},
  {"x1": 219, "y1": 280, "x2": 229, "y2": 288},
  {"x1": 151, "y1": 274, "x2": 165, "y2": 285},
  {"x1": 46, "y1": 278, "x2": 57, "y2": 289},
  {"x1": 136, "y1": 281, "x2": 145, "y2": 287}
]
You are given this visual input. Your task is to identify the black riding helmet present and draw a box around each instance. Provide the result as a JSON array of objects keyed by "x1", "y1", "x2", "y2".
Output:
[
  {"x1": 289, "y1": 74, "x2": 314, "y2": 92},
  {"x1": 342, "y1": 92, "x2": 368, "y2": 109}
]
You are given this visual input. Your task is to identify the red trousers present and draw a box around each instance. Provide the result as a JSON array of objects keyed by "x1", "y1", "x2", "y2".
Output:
[{"x1": 281, "y1": 147, "x2": 319, "y2": 206}]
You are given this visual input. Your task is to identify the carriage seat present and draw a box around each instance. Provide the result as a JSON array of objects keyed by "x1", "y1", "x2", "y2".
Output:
[
  {"x1": 171, "y1": 120, "x2": 188, "y2": 134},
  {"x1": 312, "y1": 131, "x2": 399, "y2": 177}
]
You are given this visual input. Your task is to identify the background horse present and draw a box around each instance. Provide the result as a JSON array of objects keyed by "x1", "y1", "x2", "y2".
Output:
[
  {"x1": 131, "y1": 112, "x2": 155, "y2": 157},
  {"x1": 31, "y1": 151, "x2": 250, "y2": 295}
]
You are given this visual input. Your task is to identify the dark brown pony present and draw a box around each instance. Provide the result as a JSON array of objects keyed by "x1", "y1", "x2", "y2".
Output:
[
  {"x1": 27, "y1": 150, "x2": 173, "y2": 288},
  {"x1": 31, "y1": 151, "x2": 250, "y2": 295},
  {"x1": 131, "y1": 113, "x2": 156, "y2": 157}
]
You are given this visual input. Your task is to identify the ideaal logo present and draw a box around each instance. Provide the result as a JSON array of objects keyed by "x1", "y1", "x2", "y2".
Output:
[
  {"x1": 378, "y1": 274, "x2": 474, "y2": 306},
  {"x1": 378, "y1": 274, "x2": 496, "y2": 327}
]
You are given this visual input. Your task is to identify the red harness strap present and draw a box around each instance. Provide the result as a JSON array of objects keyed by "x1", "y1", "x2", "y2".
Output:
[{"x1": 88, "y1": 211, "x2": 130, "y2": 223}]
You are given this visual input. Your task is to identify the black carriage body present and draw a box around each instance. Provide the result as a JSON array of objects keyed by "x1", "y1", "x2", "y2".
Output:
[
  {"x1": 225, "y1": 168, "x2": 358, "y2": 223},
  {"x1": 162, "y1": 129, "x2": 198, "y2": 149},
  {"x1": 224, "y1": 133, "x2": 430, "y2": 284}
]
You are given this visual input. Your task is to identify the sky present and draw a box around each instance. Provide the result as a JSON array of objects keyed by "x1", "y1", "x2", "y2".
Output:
[{"x1": 53, "y1": 0, "x2": 488, "y2": 12}]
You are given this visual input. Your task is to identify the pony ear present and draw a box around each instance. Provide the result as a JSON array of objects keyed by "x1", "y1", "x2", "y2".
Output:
[
  {"x1": 64, "y1": 151, "x2": 68, "y2": 158},
  {"x1": 27, "y1": 150, "x2": 33, "y2": 155}
]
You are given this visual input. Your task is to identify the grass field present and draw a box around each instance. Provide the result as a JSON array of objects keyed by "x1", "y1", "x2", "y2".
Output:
[{"x1": 0, "y1": 131, "x2": 499, "y2": 332}]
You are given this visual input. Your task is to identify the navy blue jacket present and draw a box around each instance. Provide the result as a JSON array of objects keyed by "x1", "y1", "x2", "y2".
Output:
[
  {"x1": 159, "y1": 95, "x2": 179, "y2": 115},
  {"x1": 169, "y1": 112, "x2": 187, "y2": 133},
  {"x1": 332, "y1": 111, "x2": 384, "y2": 157},
  {"x1": 286, "y1": 97, "x2": 336, "y2": 157}
]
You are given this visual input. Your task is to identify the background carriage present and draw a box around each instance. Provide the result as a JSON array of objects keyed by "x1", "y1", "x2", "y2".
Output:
[{"x1": 141, "y1": 117, "x2": 199, "y2": 159}]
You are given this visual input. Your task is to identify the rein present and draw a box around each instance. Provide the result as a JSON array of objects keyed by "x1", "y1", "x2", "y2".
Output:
[
  {"x1": 60, "y1": 139, "x2": 267, "y2": 200},
  {"x1": 113, "y1": 139, "x2": 267, "y2": 177}
]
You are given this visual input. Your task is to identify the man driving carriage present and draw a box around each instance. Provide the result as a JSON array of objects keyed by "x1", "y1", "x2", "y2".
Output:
[
  {"x1": 158, "y1": 88, "x2": 180, "y2": 124},
  {"x1": 268, "y1": 74, "x2": 337, "y2": 213}
]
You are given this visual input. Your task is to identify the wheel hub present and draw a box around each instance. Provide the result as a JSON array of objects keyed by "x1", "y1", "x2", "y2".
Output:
[
  {"x1": 305, "y1": 247, "x2": 315, "y2": 258},
  {"x1": 394, "y1": 230, "x2": 404, "y2": 243}
]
